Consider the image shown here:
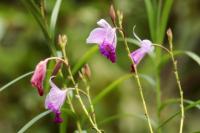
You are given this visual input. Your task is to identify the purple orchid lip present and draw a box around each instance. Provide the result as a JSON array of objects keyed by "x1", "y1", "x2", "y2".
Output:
[
  {"x1": 99, "y1": 41, "x2": 116, "y2": 63},
  {"x1": 86, "y1": 19, "x2": 117, "y2": 63}
]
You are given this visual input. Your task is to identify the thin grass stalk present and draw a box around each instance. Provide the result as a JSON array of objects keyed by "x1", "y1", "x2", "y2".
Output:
[{"x1": 167, "y1": 29, "x2": 184, "y2": 133}]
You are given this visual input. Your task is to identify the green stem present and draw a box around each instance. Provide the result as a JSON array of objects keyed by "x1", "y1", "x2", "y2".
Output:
[
  {"x1": 153, "y1": 43, "x2": 184, "y2": 132},
  {"x1": 67, "y1": 96, "x2": 82, "y2": 133},
  {"x1": 82, "y1": 77, "x2": 97, "y2": 125},
  {"x1": 118, "y1": 29, "x2": 154, "y2": 133},
  {"x1": 60, "y1": 48, "x2": 82, "y2": 133},
  {"x1": 62, "y1": 48, "x2": 101, "y2": 133},
  {"x1": 169, "y1": 43, "x2": 184, "y2": 133}
]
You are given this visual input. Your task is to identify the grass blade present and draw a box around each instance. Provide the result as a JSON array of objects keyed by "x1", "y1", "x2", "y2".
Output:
[
  {"x1": 158, "y1": 0, "x2": 173, "y2": 43},
  {"x1": 0, "y1": 71, "x2": 34, "y2": 92},
  {"x1": 140, "y1": 74, "x2": 156, "y2": 88},
  {"x1": 181, "y1": 51, "x2": 200, "y2": 66},
  {"x1": 159, "y1": 50, "x2": 200, "y2": 68},
  {"x1": 160, "y1": 98, "x2": 200, "y2": 112},
  {"x1": 50, "y1": 0, "x2": 62, "y2": 36},
  {"x1": 20, "y1": 0, "x2": 50, "y2": 40},
  {"x1": 72, "y1": 45, "x2": 98, "y2": 75},
  {"x1": 99, "y1": 113, "x2": 157, "y2": 128},
  {"x1": 17, "y1": 110, "x2": 51, "y2": 133},
  {"x1": 92, "y1": 74, "x2": 133, "y2": 105},
  {"x1": 158, "y1": 100, "x2": 200, "y2": 129},
  {"x1": 144, "y1": 0, "x2": 156, "y2": 41}
]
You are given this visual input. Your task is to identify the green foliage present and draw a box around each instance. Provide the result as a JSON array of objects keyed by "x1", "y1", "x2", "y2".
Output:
[{"x1": 17, "y1": 110, "x2": 52, "y2": 133}]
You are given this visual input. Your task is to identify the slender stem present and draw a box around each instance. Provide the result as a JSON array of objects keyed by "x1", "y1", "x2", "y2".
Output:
[
  {"x1": 66, "y1": 96, "x2": 82, "y2": 133},
  {"x1": 155, "y1": 71, "x2": 161, "y2": 133},
  {"x1": 75, "y1": 88, "x2": 101, "y2": 133},
  {"x1": 168, "y1": 42, "x2": 184, "y2": 133},
  {"x1": 118, "y1": 29, "x2": 154, "y2": 133},
  {"x1": 86, "y1": 86, "x2": 97, "y2": 124},
  {"x1": 62, "y1": 48, "x2": 102, "y2": 133},
  {"x1": 59, "y1": 49, "x2": 82, "y2": 133},
  {"x1": 153, "y1": 42, "x2": 184, "y2": 132},
  {"x1": 82, "y1": 78, "x2": 97, "y2": 125}
]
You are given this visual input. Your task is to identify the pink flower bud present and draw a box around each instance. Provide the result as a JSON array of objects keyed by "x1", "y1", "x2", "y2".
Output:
[{"x1": 31, "y1": 59, "x2": 48, "y2": 96}]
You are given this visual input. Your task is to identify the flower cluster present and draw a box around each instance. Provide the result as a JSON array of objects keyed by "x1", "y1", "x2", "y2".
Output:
[
  {"x1": 30, "y1": 19, "x2": 154, "y2": 124},
  {"x1": 86, "y1": 19, "x2": 154, "y2": 66},
  {"x1": 31, "y1": 58, "x2": 68, "y2": 123}
]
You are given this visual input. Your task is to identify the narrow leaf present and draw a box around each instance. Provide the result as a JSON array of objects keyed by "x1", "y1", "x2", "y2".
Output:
[
  {"x1": 158, "y1": 0, "x2": 173, "y2": 43},
  {"x1": 140, "y1": 74, "x2": 156, "y2": 87},
  {"x1": 72, "y1": 45, "x2": 98, "y2": 75},
  {"x1": 158, "y1": 100, "x2": 200, "y2": 129},
  {"x1": 50, "y1": 0, "x2": 62, "y2": 36},
  {"x1": 99, "y1": 113, "x2": 157, "y2": 128},
  {"x1": 144, "y1": 0, "x2": 156, "y2": 41},
  {"x1": 92, "y1": 74, "x2": 133, "y2": 105},
  {"x1": 17, "y1": 110, "x2": 51, "y2": 133},
  {"x1": 181, "y1": 51, "x2": 200, "y2": 66},
  {"x1": 160, "y1": 98, "x2": 200, "y2": 112},
  {"x1": 0, "y1": 71, "x2": 34, "y2": 92},
  {"x1": 20, "y1": 0, "x2": 50, "y2": 40},
  {"x1": 159, "y1": 50, "x2": 200, "y2": 68},
  {"x1": 118, "y1": 38, "x2": 140, "y2": 46}
]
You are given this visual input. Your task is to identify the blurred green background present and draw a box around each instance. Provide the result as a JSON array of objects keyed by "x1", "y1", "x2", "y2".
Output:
[{"x1": 0, "y1": 0, "x2": 200, "y2": 133}]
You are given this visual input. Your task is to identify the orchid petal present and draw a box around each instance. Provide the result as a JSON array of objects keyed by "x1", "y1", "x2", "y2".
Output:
[
  {"x1": 97, "y1": 19, "x2": 112, "y2": 29},
  {"x1": 86, "y1": 28, "x2": 106, "y2": 44}
]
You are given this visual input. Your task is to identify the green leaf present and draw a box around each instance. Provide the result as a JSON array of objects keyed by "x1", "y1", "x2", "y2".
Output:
[
  {"x1": 0, "y1": 71, "x2": 34, "y2": 92},
  {"x1": 159, "y1": 50, "x2": 200, "y2": 68},
  {"x1": 20, "y1": 0, "x2": 50, "y2": 40},
  {"x1": 118, "y1": 38, "x2": 140, "y2": 46},
  {"x1": 158, "y1": 100, "x2": 200, "y2": 129},
  {"x1": 92, "y1": 74, "x2": 133, "y2": 105},
  {"x1": 158, "y1": 0, "x2": 173, "y2": 43},
  {"x1": 180, "y1": 51, "x2": 200, "y2": 66},
  {"x1": 72, "y1": 45, "x2": 98, "y2": 75},
  {"x1": 159, "y1": 98, "x2": 200, "y2": 112},
  {"x1": 144, "y1": 0, "x2": 156, "y2": 41},
  {"x1": 17, "y1": 110, "x2": 51, "y2": 133},
  {"x1": 99, "y1": 113, "x2": 157, "y2": 128},
  {"x1": 140, "y1": 74, "x2": 156, "y2": 88},
  {"x1": 50, "y1": 0, "x2": 62, "y2": 36}
]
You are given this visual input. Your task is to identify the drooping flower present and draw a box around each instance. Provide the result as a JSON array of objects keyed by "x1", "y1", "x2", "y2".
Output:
[
  {"x1": 31, "y1": 59, "x2": 48, "y2": 96},
  {"x1": 130, "y1": 39, "x2": 154, "y2": 67},
  {"x1": 45, "y1": 76, "x2": 68, "y2": 123},
  {"x1": 86, "y1": 19, "x2": 117, "y2": 63}
]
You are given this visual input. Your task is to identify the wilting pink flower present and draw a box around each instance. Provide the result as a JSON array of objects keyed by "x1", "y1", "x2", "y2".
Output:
[
  {"x1": 31, "y1": 59, "x2": 48, "y2": 96},
  {"x1": 45, "y1": 77, "x2": 67, "y2": 123},
  {"x1": 130, "y1": 40, "x2": 154, "y2": 66},
  {"x1": 86, "y1": 19, "x2": 117, "y2": 63}
]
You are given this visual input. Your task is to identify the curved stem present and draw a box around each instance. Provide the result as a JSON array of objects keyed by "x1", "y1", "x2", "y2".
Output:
[
  {"x1": 118, "y1": 28, "x2": 154, "y2": 133},
  {"x1": 153, "y1": 42, "x2": 184, "y2": 132},
  {"x1": 168, "y1": 43, "x2": 184, "y2": 133}
]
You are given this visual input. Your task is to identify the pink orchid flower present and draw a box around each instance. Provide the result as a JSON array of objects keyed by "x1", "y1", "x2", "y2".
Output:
[
  {"x1": 45, "y1": 76, "x2": 68, "y2": 123},
  {"x1": 130, "y1": 39, "x2": 154, "y2": 67},
  {"x1": 87, "y1": 19, "x2": 117, "y2": 63}
]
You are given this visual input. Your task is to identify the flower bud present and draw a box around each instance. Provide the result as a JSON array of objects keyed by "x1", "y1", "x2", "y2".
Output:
[
  {"x1": 166, "y1": 28, "x2": 173, "y2": 49},
  {"x1": 81, "y1": 64, "x2": 91, "y2": 80},
  {"x1": 52, "y1": 60, "x2": 62, "y2": 76},
  {"x1": 58, "y1": 34, "x2": 67, "y2": 48},
  {"x1": 31, "y1": 59, "x2": 48, "y2": 96},
  {"x1": 167, "y1": 28, "x2": 173, "y2": 41},
  {"x1": 109, "y1": 4, "x2": 116, "y2": 24}
]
